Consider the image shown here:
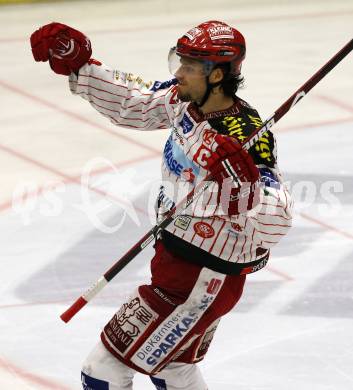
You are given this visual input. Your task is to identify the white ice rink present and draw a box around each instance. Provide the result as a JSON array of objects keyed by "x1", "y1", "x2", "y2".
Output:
[{"x1": 0, "y1": 0, "x2": 353, "y2": 389}]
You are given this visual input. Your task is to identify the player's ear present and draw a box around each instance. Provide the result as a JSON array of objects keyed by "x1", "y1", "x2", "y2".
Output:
[{"x1": 209, "y1": 67, "x2": 224, "y2": 84}]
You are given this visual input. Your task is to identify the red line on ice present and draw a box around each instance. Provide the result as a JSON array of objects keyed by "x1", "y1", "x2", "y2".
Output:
[
  {"x1": 0, "y1": 154, "x2": 156, "y2": 215},
  {"x1": 300, "y1": 212, "x2": 353, "y2": 241},
  {"x1": 314, "y1": 94, "x2": 353, "y2": 114},
  {"x1": 278, "y1": 116, "x2": 353, "y2": 133},
  {"x1": 0, "y1": 143, "x2": 154, "y2": 217},
  {"x1": 266, "y1": 266, "x2": 294, "y2": 281},
  {"x1": 0, "y1": 79, "x2": 161, "y2": 156},
  {"x1": 0, "y1": 356, "x2": 71, "y2": 390}
]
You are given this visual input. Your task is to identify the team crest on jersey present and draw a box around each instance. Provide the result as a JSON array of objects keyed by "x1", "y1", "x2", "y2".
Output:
[
  {"x1": 193, "y1": 129, "x2": 217, "y2": 168},
  {"x1": 193, "y1": 222, "x2": 215, "y2": 238},
  {"x1": 179, "y1": 113, "x2": 194, "y2": 134}
]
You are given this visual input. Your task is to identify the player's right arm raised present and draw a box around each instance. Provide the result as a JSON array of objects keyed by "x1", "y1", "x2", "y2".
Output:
[{"x1": 30, "y1": 22, "x2": 176, "y2": 131}]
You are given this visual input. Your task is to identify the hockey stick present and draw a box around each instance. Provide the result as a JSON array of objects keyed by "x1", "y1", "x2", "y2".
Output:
[{"x1": 61, "y1": 38, "x2": 352, "y2": 323}]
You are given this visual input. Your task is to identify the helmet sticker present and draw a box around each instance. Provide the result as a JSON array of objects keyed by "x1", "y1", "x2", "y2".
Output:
[
  {"x1": 184, "y1": 27, "x2": 203, "y2": 41},
  {"x1": 208, "y1": 25, "x2": 234, "y2": 41}
]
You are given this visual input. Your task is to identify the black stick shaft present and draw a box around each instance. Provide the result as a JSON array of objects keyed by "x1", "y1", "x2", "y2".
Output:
[{"x1": 243, "y1": 38, "x2": 353, "y2": 151}]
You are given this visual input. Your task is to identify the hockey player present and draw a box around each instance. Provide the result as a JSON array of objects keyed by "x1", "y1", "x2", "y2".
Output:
[{"x1": 30, "y1": 21, "x2": 293, "y2": 390}]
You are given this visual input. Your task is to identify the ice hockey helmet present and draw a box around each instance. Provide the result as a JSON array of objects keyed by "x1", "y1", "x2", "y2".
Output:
[{"x1": 175, "y1": 20, "x2": 246, "y2": 75}]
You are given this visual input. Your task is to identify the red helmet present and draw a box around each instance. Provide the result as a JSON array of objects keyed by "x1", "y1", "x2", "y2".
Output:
[{"x1": 175, "y1": 20, "x2": 246, "y2": 75}]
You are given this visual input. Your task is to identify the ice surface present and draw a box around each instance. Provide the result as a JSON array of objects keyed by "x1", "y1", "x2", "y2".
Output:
[{"x1": 0, "y1": 0, "x2": 352, "y2": 389}]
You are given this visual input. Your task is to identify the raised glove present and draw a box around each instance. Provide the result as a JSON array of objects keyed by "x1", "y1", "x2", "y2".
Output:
[
  {"x1": 205, "y1": 134, "x2": 260, "y2": 215},
  {"x1": 30, "y1": 22, "x2": 92, "y2": 75}
]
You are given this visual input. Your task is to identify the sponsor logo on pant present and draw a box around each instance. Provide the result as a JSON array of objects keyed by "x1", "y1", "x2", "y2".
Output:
[
  {"x1": 105, "y1": 296, "x2": 154, "y2": 354},
  {"x1": 131, "y1": 291, "x2": 217, "y2": 370}
]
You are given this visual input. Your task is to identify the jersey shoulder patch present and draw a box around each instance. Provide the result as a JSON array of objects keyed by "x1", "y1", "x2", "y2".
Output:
[{"x1": 150, "y1": 78, "x2": 178, "y2": 92}]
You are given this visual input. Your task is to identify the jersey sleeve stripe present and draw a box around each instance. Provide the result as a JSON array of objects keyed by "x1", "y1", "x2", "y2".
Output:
[
  {"x1": 78, "y1": 73, "x2": 152, "y2": 96},
  {"x1": 76, "y1": 92, "x2": 168, "y2": 123}
]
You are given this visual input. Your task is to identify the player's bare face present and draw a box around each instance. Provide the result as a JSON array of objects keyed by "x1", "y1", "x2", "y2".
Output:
[{"x1": 174, "y1": 58, "x2": 207, "y2": 104}]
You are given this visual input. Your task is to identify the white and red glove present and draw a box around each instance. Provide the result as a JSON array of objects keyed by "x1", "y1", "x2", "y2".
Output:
[
  {"x1": 30, "y1": 22, "x2": 92, "y2": 75},
  {"x1": 204, "y1": 134, "x2": 260, "y2": 215}
]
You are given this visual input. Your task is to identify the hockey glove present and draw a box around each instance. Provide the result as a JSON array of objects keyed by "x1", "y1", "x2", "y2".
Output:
[
  {"x1": 30, "y1": 22, "x2": 92, "y2": 75},
  {"x1": 205, "y1": 134, "x2": 260, "y2": 215}
]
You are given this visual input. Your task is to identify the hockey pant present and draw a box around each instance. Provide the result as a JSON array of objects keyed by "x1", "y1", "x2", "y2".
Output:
[{"x1": 82, "y1": 241, "x2": 246, "y2": 388}]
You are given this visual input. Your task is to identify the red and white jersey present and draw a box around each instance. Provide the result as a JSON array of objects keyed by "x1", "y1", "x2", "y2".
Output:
[{"x1": 69, "y1": 62, "x2": 293, "y2": 270}]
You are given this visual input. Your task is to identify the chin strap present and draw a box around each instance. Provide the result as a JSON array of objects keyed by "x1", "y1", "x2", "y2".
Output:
[{"x1": 195, "y1": 76, "x2": 223, "y2": 107}]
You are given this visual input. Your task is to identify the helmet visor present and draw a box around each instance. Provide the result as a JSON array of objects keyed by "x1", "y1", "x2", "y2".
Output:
[{"x1": 168, "y1": 47, "x2": 214, "y2": 78}]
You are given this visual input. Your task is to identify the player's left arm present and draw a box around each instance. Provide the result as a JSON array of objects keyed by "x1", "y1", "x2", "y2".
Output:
[
  {"x1": 238, "y1": 109, "x2": 293, "y2": 248},
  {"x1": 247, "y1": 166, "x2": 293, "y2": 249},
  {"x1": 204, "y1": 106, "x2": 293, "y2": 245},
  {"x1": 205, "y1": 134, "x2": 293, "y2": 248}
]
